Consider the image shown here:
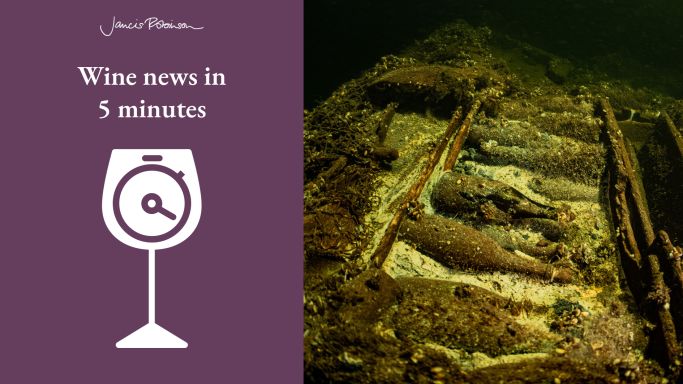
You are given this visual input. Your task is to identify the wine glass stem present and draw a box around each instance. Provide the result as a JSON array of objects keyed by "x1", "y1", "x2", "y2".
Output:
[{"x1": 148, "y1": 249, "x2": 156, "y2": 324}]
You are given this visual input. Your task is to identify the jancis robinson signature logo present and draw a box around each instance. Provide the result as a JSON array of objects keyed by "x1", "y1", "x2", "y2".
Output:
[{"x1": 100, "y1": 16, "x2": 204, "y2": 37}]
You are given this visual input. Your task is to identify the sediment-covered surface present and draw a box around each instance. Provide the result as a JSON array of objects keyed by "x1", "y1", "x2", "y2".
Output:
[{"x1": 305, "y1": 21, "x2": 679, "y2": 383}]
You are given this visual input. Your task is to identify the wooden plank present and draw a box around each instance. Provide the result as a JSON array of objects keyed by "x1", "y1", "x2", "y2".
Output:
[
  {"x1": 443, "y1": 99, "x2": 481, "y2": 171},
  {"x1": 599, "y1": 99, "x2": 655, "y2": 245},
  {"x1": 371, "y1": 106, "x2": 465, "y2": 267},
  {"x1": 660, "y1": 112, "x2": 683, "y2": 160}
]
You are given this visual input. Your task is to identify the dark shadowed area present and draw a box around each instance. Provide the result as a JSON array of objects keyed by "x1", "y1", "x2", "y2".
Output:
[{"x1": 306, "y1": 0, "x2": 683, "y2": 108}]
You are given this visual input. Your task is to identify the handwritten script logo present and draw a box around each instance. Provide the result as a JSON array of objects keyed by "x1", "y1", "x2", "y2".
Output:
[{"x1": 100, "y1": 17, "x2": 204, "y2": 37}]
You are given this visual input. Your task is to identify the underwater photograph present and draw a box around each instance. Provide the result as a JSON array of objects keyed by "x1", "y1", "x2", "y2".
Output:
[{"x1": 304, "y1": 1, "x2": 683, "y2": 382}]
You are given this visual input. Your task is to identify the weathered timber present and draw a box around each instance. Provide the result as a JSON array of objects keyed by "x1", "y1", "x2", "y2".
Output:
[
  {"x1": 371, "y1": 106, "x2": 465, "y2": 267},
  {"x1": 659, "y1": 111, "x2": 683, "y2": 160},
  {"x1": 599, "y1": 99, "x2": 655, "y2": 246},
  {"x1": 645, "y1": 253, "x2": 681, "y2": 374},
  {"x1": 653, "y1": 231, "x2": 683, "y2": 337},
  {"x1": 443, "y1": 99, "x2": 481, "y2": 171},
  {"x1": 602, "y1": 98, "x2": 682, "y2": 377}
]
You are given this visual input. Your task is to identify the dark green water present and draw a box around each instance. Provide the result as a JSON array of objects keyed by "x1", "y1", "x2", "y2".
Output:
[{"x1": 305, "y1": 0, "x2": 683, "y2": 108}]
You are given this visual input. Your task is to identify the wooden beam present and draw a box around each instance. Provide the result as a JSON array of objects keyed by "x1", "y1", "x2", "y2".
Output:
[
  {"x1": 443, "y1": 99, "x2": 481, "y2": 171},
  {"x1": 599, "y1": 99, "x2": 655, "y2": 245},
  {"x1": 371, "y1": 105, "x2": 466, "y2": 267}
]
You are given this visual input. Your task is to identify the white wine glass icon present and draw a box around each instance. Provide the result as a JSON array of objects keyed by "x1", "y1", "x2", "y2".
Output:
[{"x1": 102, "y1": 149, "x2": 201, "y2": 348}]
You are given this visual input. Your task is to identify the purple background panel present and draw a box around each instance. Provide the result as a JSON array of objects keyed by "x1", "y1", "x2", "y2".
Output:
[{"x1": 0, "y1": 1, "x2": 302, "y2": 383}]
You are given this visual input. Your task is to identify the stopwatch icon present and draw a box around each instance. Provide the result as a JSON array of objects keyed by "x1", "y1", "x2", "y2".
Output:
[{"x1": 113, "y1": 163, "x2": 191, "y2": 243}]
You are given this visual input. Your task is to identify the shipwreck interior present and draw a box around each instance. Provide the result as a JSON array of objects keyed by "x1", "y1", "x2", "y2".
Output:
[{"x1": 304, "y1": 9, "x2": 683, "y2": 383}]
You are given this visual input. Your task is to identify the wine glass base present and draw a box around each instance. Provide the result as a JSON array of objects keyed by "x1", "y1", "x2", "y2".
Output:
[{"x1": 116, "y1": 323, "x2": 188, "y2": 349}]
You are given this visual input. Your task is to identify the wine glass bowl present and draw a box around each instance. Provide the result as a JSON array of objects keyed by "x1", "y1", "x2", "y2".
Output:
[{"x1": 103, "y1": 150, "x2": 201, "y2": 250}]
